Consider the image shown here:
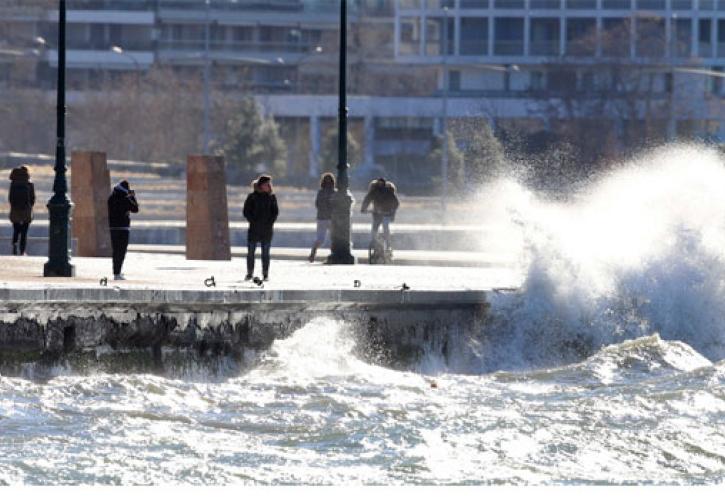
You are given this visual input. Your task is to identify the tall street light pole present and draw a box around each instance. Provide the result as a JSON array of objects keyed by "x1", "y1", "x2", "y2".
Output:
[
  {"x1": 203, "y1": 0, "x2": 211, "y2": 154},
  {"x1": 441, "y1": 6, "x2": 449, "y2": 215},
  {"x1": 44, "y1": 0, "x2": 74, "y2": 277},
  {"x1": 327, "y1": 0, "x2": 355, "y2": 265}
]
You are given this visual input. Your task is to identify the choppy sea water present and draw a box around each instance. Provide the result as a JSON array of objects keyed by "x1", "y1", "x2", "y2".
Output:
[
  {"x1": 0, "y1": 320, "x2": 723, "y2": 485},
  {"x1": 2, "y1": 144, "x2": 725, "y2": 485}
]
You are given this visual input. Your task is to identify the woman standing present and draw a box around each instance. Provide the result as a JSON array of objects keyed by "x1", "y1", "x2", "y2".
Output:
[
  {"x1": 243, "y1": 175, "x2": 278, "y2": 281},
  {"x1": 308, "y1": 172, "x2": 336, "y2": 263},
  {"x1": 8, "y1": 166, "x2": 35, "y2": 256}
]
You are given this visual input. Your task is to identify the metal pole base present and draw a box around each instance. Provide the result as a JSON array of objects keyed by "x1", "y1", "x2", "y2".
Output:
[
  {"x1": 326, "y1": 189, "x2": 356, "y2": 265},
  {"x1": 44, "y1": 198, "x2": 75, "y2": 277}
]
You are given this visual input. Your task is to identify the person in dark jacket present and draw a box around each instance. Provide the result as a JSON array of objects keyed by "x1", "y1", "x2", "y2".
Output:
[
  {"x1": 107, "y1": 180, "x2": 139, "y2": 280},
  {"x1": 361, "y1": 177, "x2": 399, "y2": 252},
  {"x1": 308, "y1": 172, "x2": 336, "y2": 263},
  {"x1": 243, "y1": 175, "x2": 278, "y2": 281},
  {"x1": 8, "y1": 166, "x2": 35, "y2": 256}
]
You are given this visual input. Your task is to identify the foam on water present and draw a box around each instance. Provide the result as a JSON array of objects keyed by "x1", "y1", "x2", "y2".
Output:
[{"x1": 455, "y1": 144, "x2": 725, "y2": 373}]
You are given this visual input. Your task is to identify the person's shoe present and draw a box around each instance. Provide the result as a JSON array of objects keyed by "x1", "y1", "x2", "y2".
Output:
[
  {"x1": 11, "y1": 243, "x2": 17, "y2": 256},
  {"x1": 308, "y1": 248, "x2": 316, "y2": 263},
  {"x1": 263, "y1": 274, "x2": 269, "y2": 282},
  {"x1": 244, "y1": 274, "x2": 253, "y2": 281},
  {"x1": 114, "y1": 274, "x2": 126, "y2": 281}
]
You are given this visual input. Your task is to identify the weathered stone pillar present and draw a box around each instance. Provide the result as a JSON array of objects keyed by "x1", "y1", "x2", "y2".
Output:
[
  {"x1": 70, "y1": 151, "x2": 112, "y2": 257},
  {"x1": 186, "y1": 155, "x2": 231, "y2": 260}
]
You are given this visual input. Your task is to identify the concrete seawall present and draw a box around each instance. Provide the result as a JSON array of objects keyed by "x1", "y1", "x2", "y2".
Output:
[{"x1": 0, "y1": 287, "x2": 490, "y2": 378}]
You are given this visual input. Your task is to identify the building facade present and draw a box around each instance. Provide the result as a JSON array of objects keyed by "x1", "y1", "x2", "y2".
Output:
[{"x1": 1, "y1": 0, "x2": 725, "y2": 187}]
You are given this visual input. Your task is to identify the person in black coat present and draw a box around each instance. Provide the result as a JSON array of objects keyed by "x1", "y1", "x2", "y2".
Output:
[
  {"x1": 107, "y1": 180, "x2": 139, "y2": 280},
  {"x1": 243, "y1": 175, "x2": 278, "y2": 281},
  {"x1": 8, "y1": 166, "x2": 35, "y2": 256},
  {"x1": 308, "y1": 172, "x2": 335, "y2": 263}
]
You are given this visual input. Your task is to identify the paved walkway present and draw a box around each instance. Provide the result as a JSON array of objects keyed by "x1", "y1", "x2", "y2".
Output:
[{"x1": 0, "y1": 253, "x2": 522, "y2": 293}]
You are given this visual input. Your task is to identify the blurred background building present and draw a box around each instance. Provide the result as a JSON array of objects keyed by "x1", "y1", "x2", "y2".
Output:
[{"x1": 1, "y1": 0, "x2": 725, "y2": 192}]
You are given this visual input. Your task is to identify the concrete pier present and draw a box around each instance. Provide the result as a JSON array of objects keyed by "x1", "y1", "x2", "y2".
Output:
[{"x1": 0, "y1": 253, "x2": 520, "y2": 377}]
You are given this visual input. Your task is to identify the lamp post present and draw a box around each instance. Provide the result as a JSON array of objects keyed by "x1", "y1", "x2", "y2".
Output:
[
  {"x1": 111, "y1": 45, "x2": 141, "y2": 72},
  {"x1": 44, "y1": 0, "x2": 74, "y2": 277},
  {"x1": 327, "y1": 0, "x2": 355, "y2": 265},
  {"x1": 441, "y1": 6, "x2": 449, "y2": 214},
  {"x1": 202, "y1": 0, "x2": 211, "y2": 154}
]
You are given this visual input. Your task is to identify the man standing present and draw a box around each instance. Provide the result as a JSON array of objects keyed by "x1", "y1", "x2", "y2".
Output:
[
  {"x1": 107, "y1": 180, "x2": 138, "y2": 281},
  {"x1": 243, "y1": 175, "x2": 278, "y2": 281}
]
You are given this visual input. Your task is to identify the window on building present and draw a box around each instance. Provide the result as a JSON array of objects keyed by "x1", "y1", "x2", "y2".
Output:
[
  {"x1": 530, "y1": 70, "x2": 545, "y2": 90},
  {"x1": 566, "y1": 0, "x2": 597, "y2": 8},
  {"x1": 89, "y1": 24, "x2": 105, "y2": 50},
  {"x1": 699, "y1": 0, "x2": 715, "y2": 9},
  {"x1": 425, "y1": 17, "x2": 455, "y2": 55},
  {"x1": 719, "y1": 20, "x2": 725, "y2": 57},
  {"x1": 636, "y1": 17, "x2": 665, "y2": 57},
  {"x1": 671, "y1": 0, "x2": 693, "y2": 8},
  {"x1": 400, "y1": 17, "x2": 421, "y2": 55},
  {"x1": 566, "y1": 18, "x2": 596, "y2": 56},
  {"x1": 232, "y1": 27, "x2": 254, "y2": 43},
  {"x1": 699, "y1": 19, "x2": 712, "y2": 57},
  {"x1": 427, "y1": 0, "x2": 455, "y2": 7},
  {"x1": 460, "y1": 0, "x2": 489, "y2": 7},
  {"x1": 673, "y1": 18, "x2": 692, "y2": 57},
  {"x1": 66, "y1": 23, "x2": 88, "y2": 48},
  {"x1": 530, "y1": 0, "x2": 560, "y2": 8},
  {"x1": 448, "y1": 70, "x2": 461, "y2": 91},
  {"x1": 602, "y1": 18, "x2": 630, "y2": 57},
  {"x1": 530, "y1": 18, "x2": 560, "y2": 56},
  {"x1": 494, "y1": 0, "x2": 524, "y2": 7},
  {"x1": 399, "y1": 0, "x2": 422, "y2": 9},
  {"x1": 602, "y1": 0, "x2": 631, "y2": 8},
  {"x1": 636, "y1": 0, "x2": 665, "y2": 9},
  {"x1": 548, "y1": 69, "x2": 577, "y2": 93},
  {"x1": 460, "y1": 17, "x2": 488, "y2": 55},
  {"x1": 494, "y1": 17, "x2": 524, "y2": 55}
]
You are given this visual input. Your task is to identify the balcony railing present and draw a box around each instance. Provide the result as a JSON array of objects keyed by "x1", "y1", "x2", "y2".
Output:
[{"x1": 158, "y1": 39, "x2": 319, "y2": 54}]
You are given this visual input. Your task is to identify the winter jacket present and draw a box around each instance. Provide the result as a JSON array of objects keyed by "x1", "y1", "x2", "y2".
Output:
[
  {"x1": 107, "y1": 186, "x2": 139, "y2": 229},
  {"x1": 8, "y1": 177, "x2": 35, "y2": 225},
  {"x1": 361, "y1": 180, "x2": 399, "y2": 218},
  {"x1": 243, "y1": 188, "x2": 279, "y2": 243},
  {"x1": 315, "y1": 187, "x2": 335, "y2": 221}
]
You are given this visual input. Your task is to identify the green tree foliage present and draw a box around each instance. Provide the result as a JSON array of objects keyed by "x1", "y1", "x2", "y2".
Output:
[
  {"x1": 215, "y1": 97, "x2": 286, "y2": 183},
  {"x1": 426, "y1": 132, "x2": 465, "y2": 191},
  {"x1": 461, "y1": 121, "x2": 507, "y2": 185},
  {"x1": 320, "y1": 128, "x2": 361, "y2": 173}
]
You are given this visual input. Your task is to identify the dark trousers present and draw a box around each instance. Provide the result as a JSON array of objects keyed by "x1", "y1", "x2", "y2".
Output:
[
  {"x1": 12, "y1": 222, "x2": 30, "y2": 254},
  {"x1": 110, "y1": 229, "x2": 130, "y2": 275},
  {"x1": 247, "y1": 240, "x2": 271, "y2": 276}
]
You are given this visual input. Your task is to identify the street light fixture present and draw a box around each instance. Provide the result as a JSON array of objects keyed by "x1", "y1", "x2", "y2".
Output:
[
  {"x1": 327, "y1": 0, "x2": 355, "y2": 265},
  {"x1": 111, "y1": 45, "x2": 141, "y2": 71},
  {"x1": 44, "y1": 0, "x2": 74, "y2": 277}
]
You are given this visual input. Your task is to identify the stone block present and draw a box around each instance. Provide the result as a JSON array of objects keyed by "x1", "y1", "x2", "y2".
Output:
[
  {"x1": 186, "y1": 155, "x2": 231, "y2": 260},
  {"x1": 70, "y1": 151, "x2": 112, "y2": 257}
]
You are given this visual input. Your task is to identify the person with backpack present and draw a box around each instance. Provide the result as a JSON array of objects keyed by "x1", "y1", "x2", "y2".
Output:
[
  {"x1": 243, "y1": 175, "x2": 278, "y2": 281},
  {"x1": 361, "y1": 177, "x2": 400, "y2": 254},
  {"x1": 308, "y1": 172, "x2": 336, "y2": 263},
  {"x1": 107, "y1": 180, "x2": 139, "y2": 281},
  {"x1": 8, "y1": 166, "x2": 36, "y2": 256}
]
